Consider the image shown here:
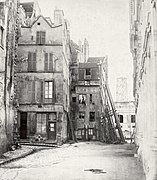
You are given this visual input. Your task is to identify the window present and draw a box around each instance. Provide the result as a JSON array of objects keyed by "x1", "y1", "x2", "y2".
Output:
[
  {"x1": 79, "y1": 94, "x2": 86, "y2": 104},
  {"x1": 79, "y1": 112, "x2": 85, "y2": 120},
  {"x1": 89, "y1": 129, "x2": 93, "y2": 135},
  {"x1": 45, "y1": 81, "x2": 53, "y2": 100},
  {"x1": 118, "y1": 115, "x2": 123, "y2": 123},
  {"x1": 90, "y1": 94, "x2": 92, "y2": 103},
  {"x1": 72, "y1": 97, "x2": 76, "y2": 102},
  {"x1": 0, "y1": 26, "x2": 4, "y2": 47},
  {"x1": 28, "y1": 80, "x2": 35, "y2": 102},
  {"x1": 131, "y1": 115, "x2": 135, "y2": 123},
  {"x1": 85, "y1": 68, "x2": 91, "y2": 79},
  {"x1": 44, "y1": 53, "x2": 53, "y2": 72},
  {"x1": 28, "y1": 52, "x2": 36, "y2": 72},
  {"x1": 36, "y1": 31, "x2": 46, "y2": 44},
  {"x1": 89, "y1": 112, "x2": 95, "y2": 122}
]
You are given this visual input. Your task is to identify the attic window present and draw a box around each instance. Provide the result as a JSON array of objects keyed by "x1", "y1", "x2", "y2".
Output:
[
  {"x1": 85, "y1": 68, "x2": 91, "y2": 79},
  {"x1": 37, "y1": 22, "x2": 40, "y2": 25}
]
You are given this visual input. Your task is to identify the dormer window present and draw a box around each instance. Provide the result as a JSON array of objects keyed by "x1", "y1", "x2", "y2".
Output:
[
  {"x1": 85, "y1": 68, "x2": 91, "y2": 79},
  {"x1": 36, "y1": 31, "x2": 46, "y2": 44}
]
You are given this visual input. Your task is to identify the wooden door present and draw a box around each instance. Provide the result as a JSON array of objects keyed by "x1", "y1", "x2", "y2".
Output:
[
  {"x1": 20, "y1": 112, "x2": 27, "y2": 139},
  {"x1": 48, "y1": 122, "x2": 56, "y2": 140}
]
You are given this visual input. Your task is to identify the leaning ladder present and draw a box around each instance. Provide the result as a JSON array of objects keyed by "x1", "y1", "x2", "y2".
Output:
[{"x1": 104, "y1": 84, "x2": 125, "y2": 143}]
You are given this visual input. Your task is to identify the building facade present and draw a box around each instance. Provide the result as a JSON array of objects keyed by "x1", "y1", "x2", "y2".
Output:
[
  {"x1": 0, "y1": 0, "x2": 19, "y2": 155},
  {"x1": 70, "y1": 55, "x2": 108, "y2": 141},
  {"x1": 115, "y1": 77, "x2": 135, "y2": 142},
  {"x1": 16, "y1": 6, "x2": 71, "y2": 144},
  {"x1": 130, "y1": 0, "x2": 157, "y2": 179}
]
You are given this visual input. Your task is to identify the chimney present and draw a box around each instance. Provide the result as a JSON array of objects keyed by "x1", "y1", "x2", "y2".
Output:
[
  {"x1": 54, "y1": 9, "x2": 64, "y2": 25},
  {"x1": 83, "y1": 38, "x2": 89, "y2": 62}
]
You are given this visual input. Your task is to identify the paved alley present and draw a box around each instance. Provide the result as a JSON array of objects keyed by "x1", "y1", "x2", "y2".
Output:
[{"x1": 0, "y1": 142, "x2": 145, "y2": 180}]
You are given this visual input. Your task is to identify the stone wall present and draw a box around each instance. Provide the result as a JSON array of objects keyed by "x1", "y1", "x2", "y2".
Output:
[
  {"x1": 0, "y1": 0, "x2": 18, "y2": 156},
  {"x1": 130, "y1": 0, "x2": 157, "y2": 179}
]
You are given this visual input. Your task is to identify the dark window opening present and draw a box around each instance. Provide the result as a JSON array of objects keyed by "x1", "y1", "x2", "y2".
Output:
[
  {"x1": 118, "y1": 115, "x2": 123, "y2": 123},
  {"x1": 72, "y1": 97, "x2": 76, "y2": 102},
  {"x1": 85, "y1": 68, "x2": 91, "y2": 79},
  {"x1": 131, "y1": 115, "x2": 135, "y2": 123},
  {"x1": 89, "y1": 112, "x2": 95, "y2": 122},
  {"x1": 90, "y1": 94, "x2": 92, "y2": 103},
  {"x1": 86, "y1": 69, "x2": 91, "y2": 75},
  {"x1": 79, "y1": 112, "x2": 85, "y2": 119}
]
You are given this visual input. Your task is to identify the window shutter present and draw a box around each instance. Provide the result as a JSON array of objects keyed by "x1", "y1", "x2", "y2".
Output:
[
  {"x1": 36, "y1": 31, "x2": 40, "y2": 44},
  {"x1": 40, "y1": 81, "x2": 44, "y2": 103},
  {"x1": 91, "y1": 68, "x2": 97, "y2": 79},
  {"x1": 41, "y1": 31, "x2": 46, "y2": 44},
  {"x1": 33, "y1": 53, "x2": 36, "y2": 71},
  {"x1": 28, "y1": 52, "x2": 31, "y2": 71},
  {"x1": 32, "y1": 81, "x2": 35, "y2": 103},
  {"x1": 27, "y1": 81, "x2": 32, "y2": 103},
  {"x1": 44, "y1": 53, "x2": 48, "y2": 71},
  {"x1": 79, "y1": 69, "x2": 84, "y2": 80},
  {"x1": 49, "y1": 53, "x2": 53, "y2": 71}
]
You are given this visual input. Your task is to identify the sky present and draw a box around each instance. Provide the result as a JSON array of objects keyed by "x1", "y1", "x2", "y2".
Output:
[{"x1": 36, "y1": 0, "x2": 133, "y2": 101}]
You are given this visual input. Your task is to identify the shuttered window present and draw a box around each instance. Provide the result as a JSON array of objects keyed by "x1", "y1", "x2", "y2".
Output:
[
  {"x1": 44, "y1": 53, "x2": 53, "y2": 72},
  {"x1": 36, "y1": 31, "x2": 46, "y2": 44},
  {"x1": 28, "y1": 52, "x2": 36, "y2": 72},
  {"x1": 79, "y1": 69, "x2": 84, "y2": 80},
  {"x1": 27, "y1": 81, "x2": 35, "y2": 103}
]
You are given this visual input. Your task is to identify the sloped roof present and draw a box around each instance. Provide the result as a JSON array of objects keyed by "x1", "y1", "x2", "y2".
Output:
[
  {"x1": 31, "y1": 15, "x2": 62, "y2": 28},
  {"x1": 87, "y1": 57, "x2": 106, "y2": 63},
  {"x1": 79, "y1": 62, "x2": 98, "y2": 68}
]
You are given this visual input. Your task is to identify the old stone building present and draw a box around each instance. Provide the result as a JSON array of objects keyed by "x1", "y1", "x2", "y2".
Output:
[
  {"x1": 70, "y1": 54, "x2": 108, "y2": 140},
  {"x1": 16, "y1": 5, "x2": 71, "y2": 144},
  {"x1": 115, "y1": 77, "x2": 135, "y2": 142},
  {"x1": 0, "y1": 0, "x2": 19, "y2": 155},
  {"x1": 130, "y1": 0, "x2": 157, "y2": 179}
]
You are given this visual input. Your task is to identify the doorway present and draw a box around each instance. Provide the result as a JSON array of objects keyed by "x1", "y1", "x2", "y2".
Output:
[
  {"x1": 48, "y1": 121, "x2": 56, "y2": 140},
  {"x1": 20, "y1": 112, "x2": 27, "y2": 139}
]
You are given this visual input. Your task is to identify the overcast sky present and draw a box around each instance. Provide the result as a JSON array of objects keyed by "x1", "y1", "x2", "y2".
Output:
[{"x1": 36, "y1": 0, "x2": 133, "y2": 100}]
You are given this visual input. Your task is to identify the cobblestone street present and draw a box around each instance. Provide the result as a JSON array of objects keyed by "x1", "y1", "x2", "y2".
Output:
[{"x1": 0, "y1": 142, "x2": 145, "y2": 180}]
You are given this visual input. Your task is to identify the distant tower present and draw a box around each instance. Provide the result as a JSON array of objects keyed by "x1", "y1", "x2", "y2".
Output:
[
  {"x1": 116, "y1": 77, "x2": 128, "y2": 102},
  {"x1": 54, "y1": 9, "x2": 64, "y2": 25},
  {"x1": 83, "y1": 38, "x2": 89, "y2": 62}
]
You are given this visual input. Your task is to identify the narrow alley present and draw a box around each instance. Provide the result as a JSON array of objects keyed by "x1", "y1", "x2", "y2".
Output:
[{"x1": 0, "y1": 142, "x2": 145, "y2": 180}]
